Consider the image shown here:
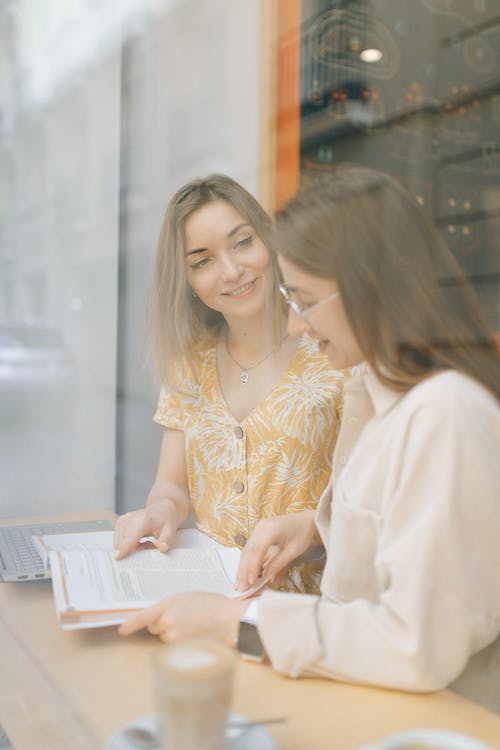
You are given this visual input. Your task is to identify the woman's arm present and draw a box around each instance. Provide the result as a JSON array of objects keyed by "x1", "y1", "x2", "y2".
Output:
[
  {"x1": 255, "y1": 377, "x2": 500, "y2": 690},
  {"x1": 114, "y1": 429, "x2": 191, "y2": 558}
]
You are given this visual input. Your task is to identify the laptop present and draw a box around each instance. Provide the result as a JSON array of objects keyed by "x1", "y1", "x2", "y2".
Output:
[{"x1": 0, "y1": 518, "x2": 113, "y2": 582}]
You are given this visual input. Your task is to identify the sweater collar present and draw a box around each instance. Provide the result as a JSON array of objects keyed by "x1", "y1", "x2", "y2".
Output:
[{"x1": 352, "y1": 368, "x2": 404, "y2": 417}]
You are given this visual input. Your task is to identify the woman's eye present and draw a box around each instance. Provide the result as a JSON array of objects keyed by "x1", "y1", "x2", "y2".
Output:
[
  {"x1": 234, "y1": 235, "x2": 253, "y2": 250},
  {"x1": 191, "y1": 257, "x2": 209, "y2": 270}
]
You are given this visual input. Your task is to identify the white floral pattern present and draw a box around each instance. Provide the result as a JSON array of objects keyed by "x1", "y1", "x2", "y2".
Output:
[{"x1": 154, "y1": 332, "x2": 347, "y2": 592}]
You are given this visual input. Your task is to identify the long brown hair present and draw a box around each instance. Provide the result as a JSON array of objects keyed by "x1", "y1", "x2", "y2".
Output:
[
  {"x1": 151, "y1": 174, "x2": 284, "y2": 389},
  {"x1": 276, "y1": 164, "x2": 500, "y2": 400}
]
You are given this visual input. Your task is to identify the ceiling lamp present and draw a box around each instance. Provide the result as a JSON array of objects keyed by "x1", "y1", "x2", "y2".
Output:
[{"x1": 360, "y1": 48, "x2": 383, "y2": 63}]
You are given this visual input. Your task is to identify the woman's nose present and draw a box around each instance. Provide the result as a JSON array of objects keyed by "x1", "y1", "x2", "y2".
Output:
[{"x1": 220, "y1": 254, "x2": 244, "y2": 281}]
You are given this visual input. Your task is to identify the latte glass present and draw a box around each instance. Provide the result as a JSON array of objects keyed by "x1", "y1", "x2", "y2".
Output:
[{"x1": 153, "y1": 639, "x2": 237, "y2": 750}]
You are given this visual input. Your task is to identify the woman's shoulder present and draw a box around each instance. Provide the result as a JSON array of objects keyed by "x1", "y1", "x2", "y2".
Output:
[
  {"x1": 412, "y1": 370, "x2": 497, "y2": 406},
  {"x1": 164, "y1": 329, "x2": 218, "y2": 396},
  {"x1": 403, "y1": 370, "x2": 499, "y2": 430}
]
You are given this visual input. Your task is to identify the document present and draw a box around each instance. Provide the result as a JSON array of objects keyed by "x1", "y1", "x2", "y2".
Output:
[{"x1": 33, "y1": 529, "x2": 263, "y2": 630}]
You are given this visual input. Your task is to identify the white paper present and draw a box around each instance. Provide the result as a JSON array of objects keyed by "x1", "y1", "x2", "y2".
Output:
[
  {"x1": 32, "y1": 529, "x2": 113, "y2": 574},
  {"x1": 40, "y1": 528, "x2": 262, "y2": 630}
]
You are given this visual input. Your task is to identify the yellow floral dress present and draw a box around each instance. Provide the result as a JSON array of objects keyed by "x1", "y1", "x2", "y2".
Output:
[{"x1": 154, "y1": 331, "x2": 346, "y2": 593}]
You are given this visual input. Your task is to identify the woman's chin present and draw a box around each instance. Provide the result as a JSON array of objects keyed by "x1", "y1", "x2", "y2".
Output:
[{"x1": 320, "y1": 343, "x2": 347, "y2": 369}]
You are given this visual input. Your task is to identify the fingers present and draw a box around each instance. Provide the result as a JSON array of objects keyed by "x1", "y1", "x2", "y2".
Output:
[
  {"x1": 236, "y1": 544, "x2": 266, "y2": 590},
  {"x1": 262, "y1": 544, "x2": 280, "y2": 568},
  {"x1": 262, "y1": 547, "x2": 297, "y2": 583},
  {"x1": 113, "y1": 514, "x2": 145, "y2": 560},
  {"x1": 114, "y1": 537, "x2": 141, "y2": 560},
  {"x1": 236, "y1": 515, "x2": 310, "y2": 591},
  {"x1": 118, "y1": 600, "x2": 167, "y2": 636},
  {"x1": 155, "y1": 523, "x2": 176, "y2": 554},
  {"x1": 113, "y1": 530, "x2": 143, "y2": 559},
  {"x1": 113, "y1": 508, "x2": 177, "y2": 559},
  {"x1": 266, "y1": 571, "x2": 287, "y2": 590},
  {"x1": 236, "y1": 521, "x2": 278, "y2": 591}
]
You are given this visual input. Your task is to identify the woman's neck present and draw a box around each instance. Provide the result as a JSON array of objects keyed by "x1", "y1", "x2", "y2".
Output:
[{"x1": 223, "y1": 313, "x2": 287, "y2": 356}]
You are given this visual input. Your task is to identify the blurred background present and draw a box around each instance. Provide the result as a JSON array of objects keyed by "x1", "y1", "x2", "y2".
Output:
[{"x1": 0, "y1": 0, "x2": 498, "y2": 518}]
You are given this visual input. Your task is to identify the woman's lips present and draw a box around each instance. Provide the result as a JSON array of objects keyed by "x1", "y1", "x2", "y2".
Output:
[{"x1": 224, "y1": 280, "x2": 255, "y2": 297}]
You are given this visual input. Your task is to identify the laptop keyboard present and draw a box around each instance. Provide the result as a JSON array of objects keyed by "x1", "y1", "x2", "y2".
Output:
[
  {"x1": 2, "y1": 526, "x2": 44, "y2": 576},
  {"x1": 0, "y1": 519, "x2": 113, "y2": 580}
]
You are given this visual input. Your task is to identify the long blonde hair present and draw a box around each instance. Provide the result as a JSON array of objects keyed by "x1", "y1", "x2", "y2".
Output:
[
  {"x1": 276, "y1": 164, "x2": 500, "y2": 400},
  {"x1": 151, "y1": 174, "x2": 283, "y2": 389}
]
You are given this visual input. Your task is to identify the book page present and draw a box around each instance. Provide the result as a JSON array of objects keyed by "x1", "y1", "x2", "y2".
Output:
[
  {"x1": 50, "y1": 546, "x2": 238, "y2": 612},
  {"x1": 32, "y1": 530, "x2": 114, "y2": 573},
  {"x1": 44, "y1": 528, "x2": 265, "y2": 629},
  {"x1": 36, "y1": 528, "x2": 242, "y2": 584}
]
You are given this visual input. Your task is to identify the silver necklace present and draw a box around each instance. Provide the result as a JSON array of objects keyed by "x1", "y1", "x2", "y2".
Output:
[{"x1": 225, "y1": 330, "x2": 289, "y2": 384}]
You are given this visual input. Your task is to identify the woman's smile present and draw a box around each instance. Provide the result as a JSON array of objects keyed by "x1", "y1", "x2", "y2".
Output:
[{"x1": 223, "y1": 279, "x2": 257, "y2": 298}]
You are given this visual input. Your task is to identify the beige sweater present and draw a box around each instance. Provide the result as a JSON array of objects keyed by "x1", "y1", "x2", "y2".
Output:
[{"x1": 256, "y1": 371, "x2": 500, "y2": 711}]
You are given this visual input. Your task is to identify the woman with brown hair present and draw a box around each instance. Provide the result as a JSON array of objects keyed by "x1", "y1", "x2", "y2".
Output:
[
  {"x1": 113, "y1": 174, "x2": 346, "y2": 593},
  {"x1": 120, "y1": 166, "x2": 500, "y2": 710}
]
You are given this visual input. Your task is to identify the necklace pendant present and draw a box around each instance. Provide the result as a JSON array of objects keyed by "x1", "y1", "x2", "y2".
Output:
[{"x1": 240, "y1": 369, "x2": 249, "y2": 384}]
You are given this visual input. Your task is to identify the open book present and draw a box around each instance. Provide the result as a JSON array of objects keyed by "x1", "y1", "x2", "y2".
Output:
[{"x1": 33, "y1": 529, "x2": 266, "y2": 630}]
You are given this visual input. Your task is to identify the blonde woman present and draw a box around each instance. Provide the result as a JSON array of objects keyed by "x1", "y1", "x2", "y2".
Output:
[{"x1": 114, "y1": 174, "x2": 346, "y2": 592}]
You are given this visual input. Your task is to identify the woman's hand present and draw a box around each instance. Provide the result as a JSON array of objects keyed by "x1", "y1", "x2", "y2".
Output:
[
  {"x1": 118, "y1": 593, "x2": 248, "y2": 644},
  {"x1": 236, "y1": 510, "x2": 321, "y2": 592},
  {"x1": 113, "y1": 499, "x2": 178, "y2": 559}
]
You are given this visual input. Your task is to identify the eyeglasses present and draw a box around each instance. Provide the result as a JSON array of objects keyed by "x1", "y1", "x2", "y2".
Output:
[{"x1": 279, "y1": 284, "x2": 340, "y2": 318}]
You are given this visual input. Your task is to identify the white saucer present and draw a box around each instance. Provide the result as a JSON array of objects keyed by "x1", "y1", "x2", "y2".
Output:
[{"x1": 104, "y1": 712, "x2": 278, "y2": 750}]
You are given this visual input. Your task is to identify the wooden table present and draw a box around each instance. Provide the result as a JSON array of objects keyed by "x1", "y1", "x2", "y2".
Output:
[{"x1": 1, "y1": 512, "x2": 500, "y2": 750}]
